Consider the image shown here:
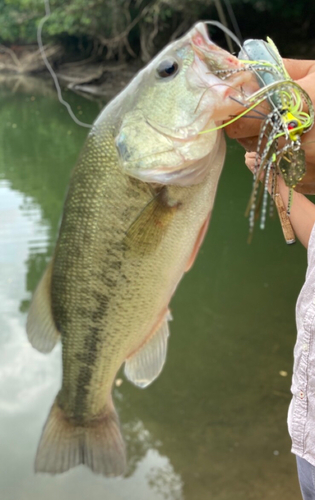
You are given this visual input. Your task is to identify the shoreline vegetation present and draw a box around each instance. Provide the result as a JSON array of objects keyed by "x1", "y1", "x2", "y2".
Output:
[
  {"x1": 0, "y1": 45, "x2": 141, "y2": 98},
  {"x1": 0, "y1": 0, "x2": 314, "y2": 97}
]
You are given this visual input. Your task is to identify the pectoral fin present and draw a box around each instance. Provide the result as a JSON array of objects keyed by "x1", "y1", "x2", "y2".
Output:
[
  {"x1": 124, "y1": 311, "x2": 172, "y2": 388},
  {"x1": 124, "y1": 187, "x2": 180, "y2": 254},
  {"x1": 26, "y1": 261, "x2": 60, "y2": 353}
]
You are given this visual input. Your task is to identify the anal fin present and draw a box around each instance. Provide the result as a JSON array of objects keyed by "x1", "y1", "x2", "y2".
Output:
[
  {"x1": 124, "y1": 311, "x2": 172, "y2": 388},
  {"x1": 26, "y1": 261, "x2": 60, "y2": 353}
]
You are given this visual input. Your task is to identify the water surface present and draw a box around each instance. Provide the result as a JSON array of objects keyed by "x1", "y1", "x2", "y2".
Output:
[{"x1": 0, "y1": 77, "x2": 307, "y2": 499}]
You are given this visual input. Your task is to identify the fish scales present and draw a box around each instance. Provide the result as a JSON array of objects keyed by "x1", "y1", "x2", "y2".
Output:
[
  {"x1": 26, "y1": 21, "x2": 255, "y2": 476},
  {"x1": 55, "y1": 116, "x2": 223, "y2": 420}
]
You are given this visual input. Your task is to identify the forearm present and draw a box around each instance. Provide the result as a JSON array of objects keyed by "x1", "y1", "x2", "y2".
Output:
[{"x1": 277, "y1": 177, "x2": 315, "y2": 248}]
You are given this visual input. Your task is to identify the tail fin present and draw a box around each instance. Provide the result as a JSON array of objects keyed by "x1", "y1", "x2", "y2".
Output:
[{"x1": 35, "y1": 398, "x2": 126, "y2": 477}]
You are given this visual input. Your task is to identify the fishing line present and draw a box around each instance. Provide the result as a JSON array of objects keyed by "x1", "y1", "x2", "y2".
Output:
[
  {"x1": 229, "y1": 95, "x2": 268, "y2": 118},
  {"x1": 230, "y1": 114, "x2": 264, "y2": 120},
  {"x1": 213, "y1": 0, "x2": 234, "y2": 52},
  {"x1": 222, "y1": 0, "x2": 243, "y2": 44},
  {"x1": 205, "y1": 21, "x2": 243, "y2": 52},
  {"x1": 37, "y1": 0, "x2": 92, "y2": 128}
]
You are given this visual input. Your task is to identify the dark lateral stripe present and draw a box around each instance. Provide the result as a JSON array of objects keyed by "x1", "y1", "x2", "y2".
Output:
[{"x1": 73, "y1": 323, "x2": 103, "y2": 418}]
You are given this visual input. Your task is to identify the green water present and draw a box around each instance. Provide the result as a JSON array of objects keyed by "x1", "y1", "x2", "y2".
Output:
[{"x1": 0, "y1": 77, "x2": 307, "y2": 499}]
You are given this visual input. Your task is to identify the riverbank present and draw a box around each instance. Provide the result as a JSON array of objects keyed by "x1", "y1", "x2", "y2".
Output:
[
  {"x1": 2, "y1": 32, "x2": 315, "y2": 100},
  {"x1": 0, "y1": 45, "x2": 142, "y2": 99}
]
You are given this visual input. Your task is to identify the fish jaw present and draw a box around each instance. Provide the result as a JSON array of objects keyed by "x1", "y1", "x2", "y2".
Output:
[{"x1": 123, "y1": 134, "x2": 222, "y2": 187}]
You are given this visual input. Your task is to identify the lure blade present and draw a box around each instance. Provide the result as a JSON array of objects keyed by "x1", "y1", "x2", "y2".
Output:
[{"x1": 278, "y1": 149, "x2": 306, "y2": 188}]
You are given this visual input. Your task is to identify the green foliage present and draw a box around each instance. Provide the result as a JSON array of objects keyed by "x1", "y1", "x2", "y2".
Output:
[
  {"x1": 0, "y1": 0, "x2": 38, "y2": 43},
  {"x1": 0, "y1": 0, "x2": 314, "y2": 59},
  {"x1": 0, "y1": 0, "x2": 161, "y2": 45}
]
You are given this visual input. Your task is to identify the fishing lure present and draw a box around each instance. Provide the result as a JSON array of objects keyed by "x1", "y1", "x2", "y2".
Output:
[
  {"x1": 201, "y1": 31, "x2": 314, "y2": 242},
  {"x1": 239, "y1": 38, "x2": 313, "y2": 240}
]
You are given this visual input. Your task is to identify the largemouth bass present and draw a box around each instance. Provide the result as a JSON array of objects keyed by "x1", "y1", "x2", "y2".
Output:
[{"x1": 27, "y1": 22, "x2": 252, "y2": 476}]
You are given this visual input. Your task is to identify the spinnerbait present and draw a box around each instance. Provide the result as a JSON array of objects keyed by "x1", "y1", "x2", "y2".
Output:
[
  {"x1": 203, "y1": 36, "x2": 314, "y2": 243},
  {"x1": 239, "y1": 38, "x2": 314, "y2": 241}
]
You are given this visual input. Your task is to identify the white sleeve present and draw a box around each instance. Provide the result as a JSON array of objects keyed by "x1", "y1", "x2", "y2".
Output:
[{"x1": 306, "y1": 223, "x2": 315, "y2": 278}]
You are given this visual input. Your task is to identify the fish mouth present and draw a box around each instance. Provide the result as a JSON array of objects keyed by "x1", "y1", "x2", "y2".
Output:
[
  {"x1": 188, "y1": 22, "x2": 251, "y2": 98},
  {"x1": 191, "y1": 22, "x2": 242, "y2": 73}
]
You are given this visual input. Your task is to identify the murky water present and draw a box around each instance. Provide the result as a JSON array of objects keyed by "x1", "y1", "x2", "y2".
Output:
[{"x1": 0, "y1": 76, "x2": 307, "y2": 499}]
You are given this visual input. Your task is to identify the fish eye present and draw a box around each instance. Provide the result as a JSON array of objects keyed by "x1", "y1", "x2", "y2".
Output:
[{"x1": 156, "y1": 58, "x2": 179, "y2": 79}]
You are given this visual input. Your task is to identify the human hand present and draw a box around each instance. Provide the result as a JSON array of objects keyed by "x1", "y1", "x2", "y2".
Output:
[{"x1": 226, "y1": 59, "x2": 315, "y2": 187}]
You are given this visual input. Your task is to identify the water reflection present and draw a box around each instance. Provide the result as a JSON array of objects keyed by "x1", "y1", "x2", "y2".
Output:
[
  {"x1": 0, "y1": 82, "x2": 90, "y2": 311},
  {"x1": 0, "y1": 75, "x2": 56, "y2": 97}
]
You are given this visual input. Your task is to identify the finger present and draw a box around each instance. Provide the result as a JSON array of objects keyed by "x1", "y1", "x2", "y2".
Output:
[
  {"x1": 245, "y1": 151, "x2": 257, "y2": 159},
  {"x1": 245, "y1": 152, "x2": 258, "y2": 172},
  {"x1": 283, "y1": 59, "x2": 315, "y2": 85},
  {"x1": 283, "y1": 59, "x2": 315, "y2": 117}
]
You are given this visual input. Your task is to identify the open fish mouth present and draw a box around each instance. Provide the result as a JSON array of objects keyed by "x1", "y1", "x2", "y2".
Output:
[
  {"x1": 189, "y1": 22, "x2": 251, "y2": 98},
  {"x1": 191, "y1": 22, "x2": 241, "y2": 71}
]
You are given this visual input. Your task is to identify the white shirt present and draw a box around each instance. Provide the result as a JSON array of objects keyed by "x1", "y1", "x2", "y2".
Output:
[{"x1": 289, "y1": 223, "x2": 315, "y2": 465}]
